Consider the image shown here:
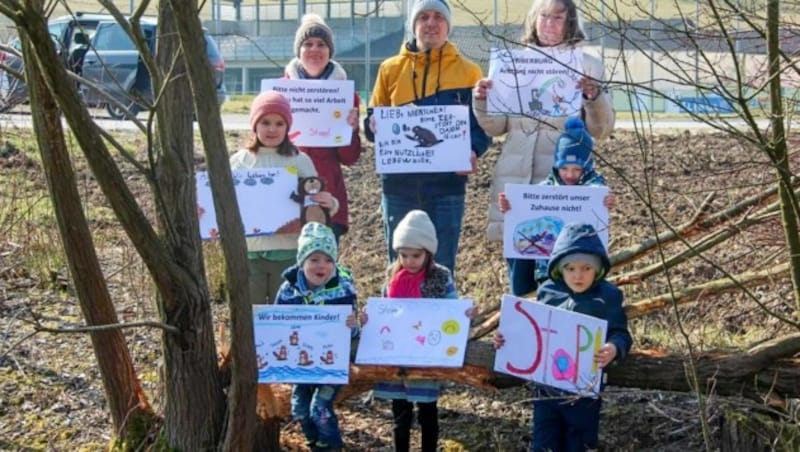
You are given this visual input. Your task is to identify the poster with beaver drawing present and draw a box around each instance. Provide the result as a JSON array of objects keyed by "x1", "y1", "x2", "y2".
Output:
[{"x1": 373, "y1": 105, "x2": 471, "y2": 174}]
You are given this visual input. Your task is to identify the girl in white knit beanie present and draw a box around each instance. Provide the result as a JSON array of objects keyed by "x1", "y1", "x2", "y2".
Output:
[{"x1": 367, "y1": 209, "x2": 465, "y2": 451}]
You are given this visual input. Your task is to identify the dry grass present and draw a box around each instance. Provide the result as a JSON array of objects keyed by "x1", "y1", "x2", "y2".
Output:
[{"x1": 0, "y1": 118, "x2": 797, "y2": 449}]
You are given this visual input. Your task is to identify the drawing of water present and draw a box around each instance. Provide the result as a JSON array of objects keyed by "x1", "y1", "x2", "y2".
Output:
[{"x1": 258, "y1": 365, "x2": 349, "y2": 384}]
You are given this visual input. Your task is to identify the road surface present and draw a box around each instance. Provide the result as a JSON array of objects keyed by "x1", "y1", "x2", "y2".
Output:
[{"x1": 0, "y1": 107, "x2": 777, "y2": 132}]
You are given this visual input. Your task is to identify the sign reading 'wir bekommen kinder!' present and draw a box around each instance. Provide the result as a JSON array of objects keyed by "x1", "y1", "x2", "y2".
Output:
[
  {"x1": 253, "y1": 304, "x2": 352, "y2": 384},
  {"x1": 373, "y1": 105, "x2": 471, "y2": 174}
]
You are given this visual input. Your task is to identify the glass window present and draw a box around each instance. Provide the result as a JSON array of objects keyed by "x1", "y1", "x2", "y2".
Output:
[{"x1": 93, "y1": 24, "x2": 135, "y2": 51}]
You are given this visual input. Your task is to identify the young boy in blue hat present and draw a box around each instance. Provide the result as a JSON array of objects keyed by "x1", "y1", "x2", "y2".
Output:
[
  {"x1": 495, "y1": 222, "x2": 632, "y2": 451},
  {"x1": 499, "y1": 117, "x2": 616, "y2": 296},
  {"x1": 274, "y1": 222, "x2": 359, "y2": 451}
]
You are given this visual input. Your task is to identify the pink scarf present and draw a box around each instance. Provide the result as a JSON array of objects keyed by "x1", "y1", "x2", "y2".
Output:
[{"x1": 387, "y1": 268, "x2": 425, "y2": 298}]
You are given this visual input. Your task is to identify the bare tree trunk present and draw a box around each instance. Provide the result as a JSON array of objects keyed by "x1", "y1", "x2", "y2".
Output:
[
  {"x1": 18, "y1": 1, "x2": 152, "y2": 437},
  {"x1": 766, "y1": 0, "x2": 800, "y2": 313},
  {"x1": 154, "y1": 4, "x2": 226, "y2": 449},
  {"x1": 167, "y1": 0, "x2": 260, "y2": 449}
]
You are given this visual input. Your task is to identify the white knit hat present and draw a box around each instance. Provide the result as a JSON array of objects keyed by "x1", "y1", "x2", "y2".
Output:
[
  {"x1": 407, "y1": 0, "x2": 452, "y2": 37},
  {"x1": 392, "y1": 210, "x2": 438, "y2": 255}
]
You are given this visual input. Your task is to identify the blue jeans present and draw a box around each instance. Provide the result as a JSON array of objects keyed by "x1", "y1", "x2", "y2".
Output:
[
  {"x1": 291, "y1": 384, "x2": 343, "y2": 449},
  {"x1": 532, "y1": 396, "x2": 601, "y2": 452},
  {"x1": 506, "y1": 258, "x2": 547, "y2": 297},
  {"x1": 382, "y1": 193, "x2": 464, "y2": 274}
]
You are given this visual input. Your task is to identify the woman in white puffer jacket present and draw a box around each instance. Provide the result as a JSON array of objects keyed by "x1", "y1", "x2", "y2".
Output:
[{"x1": 473, "y1": 0, "x2": 615, "y2": 295}]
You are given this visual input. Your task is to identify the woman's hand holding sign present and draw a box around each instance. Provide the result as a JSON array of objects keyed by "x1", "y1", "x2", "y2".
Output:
[
  {"x1": 473, "y1": 79, "x2": 493, "y2": 101},
  {"x1": 347, "y1": 107, "x2": 359, "y2": 129},
  {"x1": 577, "y1": 76, "x2": 600, "y2": 101}
]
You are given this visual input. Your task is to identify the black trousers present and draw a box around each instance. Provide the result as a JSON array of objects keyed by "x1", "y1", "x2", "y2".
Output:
[{"x1": 391, "y1": 399, "x2": 438, "y2": 452}]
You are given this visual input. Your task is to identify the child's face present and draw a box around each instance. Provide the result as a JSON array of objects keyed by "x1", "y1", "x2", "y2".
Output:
[
  {"x1": 302, "y1": 251, "x2": 335, "y2": 289},
  {"x1": 557, "y1": 164, "x2": 583, "y2": 185},
  {"x1": 254, "y1": 113, "x2": 288, "y2": 148},
  {"x1": 397, "y1": 247, "x2": 428, "y2": 274},
  {"x1": 561, "y1": 260, "x2": 597, "y2": 293}
]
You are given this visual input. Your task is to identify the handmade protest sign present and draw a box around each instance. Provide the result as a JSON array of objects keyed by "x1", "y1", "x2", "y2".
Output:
[
  {"x1": 356, "y1": 297, "x2": 473, "y2": 367},
  {"x1": 373, "y1": 105, "x2": 471, "y2": 174},
  {"x1": 487, "y1": 47, "x2": 583, "y2": 117},
  {"x1": 502, "y1": 184, "x2": 608, "y2": 259},
  {"x1": 260, "y1": 78, "x2": 355, "y2": 148},
  {"x1": 494, "y1": 295, "x2": 608, "y2": 396},
  {"x1": 253, "y1": 304, "x2": 352, "y2": 384},
  {"x1": 196, "y1": 168, "x2": 299, "y2": 240}
]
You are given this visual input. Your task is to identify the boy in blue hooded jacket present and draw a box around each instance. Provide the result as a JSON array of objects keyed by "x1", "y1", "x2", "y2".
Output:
[
  {"x1": 495, "y1": 222, "x2": 632, "y2": 452},
  {"x1": 275, "y1": 222, "x2": 359, "y2": 451}
]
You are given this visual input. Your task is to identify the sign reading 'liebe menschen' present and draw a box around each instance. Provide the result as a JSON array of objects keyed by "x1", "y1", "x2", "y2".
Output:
[{"x1": 373, "y1": 105, "x2": 472, "y2": 174}]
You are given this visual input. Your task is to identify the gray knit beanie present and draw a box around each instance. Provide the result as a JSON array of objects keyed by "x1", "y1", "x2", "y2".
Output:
[
  {"x1": 407, "y1": 0, "x2": 452, "y2": 36},
  {"x1": 392, "y1": 210, "x2": 438, "y2": 255},
  {"x1": 294, "y1": 13, "x2": 335, "y2": 58}
]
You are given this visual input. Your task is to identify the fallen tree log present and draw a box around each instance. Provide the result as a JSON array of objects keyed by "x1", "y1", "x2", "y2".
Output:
[
  {"x1": 470, "y1": 262, "x2": 793, "y2": 338},
  {"x1": 622, "y1": 262, "x2": 790, "y2": 318},
  {"x1": 253, "y1": 333, "x2": 800, "y2": 419}
]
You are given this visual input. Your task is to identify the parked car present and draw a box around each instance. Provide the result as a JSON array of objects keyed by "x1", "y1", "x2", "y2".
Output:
[
  {"x1": 0, "y1": 37, "x2": 25, "y2": 112},
  {"x1": 0, "y1": 12, "x2": 109, "y2": 111},
  {"x1": 80, "y1": 18, "x2": 227, "y2": 119}
]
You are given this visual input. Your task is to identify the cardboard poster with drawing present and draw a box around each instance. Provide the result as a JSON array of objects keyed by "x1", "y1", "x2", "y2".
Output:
[
  {"x1": 196, "y1": 168, "x2": 300, "y2": 240},
  {"x1": 260, "y1": 78, "x2": 355, "y2": 148},
  {"x1": 494, "y1": 295, "x2": 608, "y2": 396},
  {"x1": 502, "y1": 184, "x2": 608, "y2": 260},
  {"x1": 487, "y1": 47, "x2": 583, "y2": 117},
  {"x1": 355, "y1": 297, "x2": 473, "y2": 367},
  {"x1": 253, "y1": 304, "x2": 353, "y2": 384},
  {"x1": 373, "y1": 105, "x2": 471, "y2": 174}
]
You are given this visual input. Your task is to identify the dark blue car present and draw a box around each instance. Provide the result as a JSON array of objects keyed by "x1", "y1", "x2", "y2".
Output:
[
  {"x1": 80, "y1": 18, "x2": 227, "y2": 119},
  {"x1": 1, "y1": 12, "x2": 106, "y2": 112}
]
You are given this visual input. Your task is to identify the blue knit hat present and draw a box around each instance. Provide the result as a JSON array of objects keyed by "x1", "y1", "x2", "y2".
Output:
[
  {"x1": 554, "y1": 117, "x2": 594, "y2": 171},
  {"x1": 297, "y1": 222, "x2": 338, "y2": 264}
]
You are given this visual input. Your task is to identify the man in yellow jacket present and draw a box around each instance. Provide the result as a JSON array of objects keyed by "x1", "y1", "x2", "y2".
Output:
[{"x1": 364, "y1": 0, "x2": 489, "y2": 275}]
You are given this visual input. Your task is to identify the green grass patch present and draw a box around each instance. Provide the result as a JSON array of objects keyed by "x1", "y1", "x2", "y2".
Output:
[{"x1": 221, "y1": 95, "x2": 255, "y2": 115}]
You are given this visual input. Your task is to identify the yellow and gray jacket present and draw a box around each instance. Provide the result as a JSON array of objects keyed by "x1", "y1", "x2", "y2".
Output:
[{"x1": 365, "y1": 40, "x2": 490, "y2": 197}]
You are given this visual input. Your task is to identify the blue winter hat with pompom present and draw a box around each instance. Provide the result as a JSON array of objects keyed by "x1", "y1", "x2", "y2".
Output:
[{"x1": 554, "y1": 117, "x2": 594, "y2": 171}]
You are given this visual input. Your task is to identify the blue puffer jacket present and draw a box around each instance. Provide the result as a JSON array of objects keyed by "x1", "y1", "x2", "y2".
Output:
[{"x1": 537, "y1": 223, "x2": 632, "y2": 365}]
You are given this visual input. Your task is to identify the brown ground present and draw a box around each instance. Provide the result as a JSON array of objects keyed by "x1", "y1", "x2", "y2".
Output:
[{"x1": 0, "y1": 125, "x2": 794, "y2": 450}]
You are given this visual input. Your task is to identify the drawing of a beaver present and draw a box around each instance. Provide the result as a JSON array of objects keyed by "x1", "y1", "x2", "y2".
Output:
[{"x1": 405, "y1": 125, "x2": 444, "y2": 148}]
